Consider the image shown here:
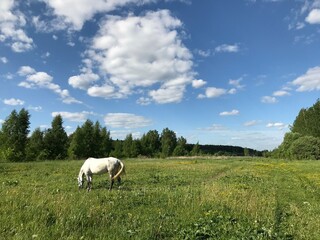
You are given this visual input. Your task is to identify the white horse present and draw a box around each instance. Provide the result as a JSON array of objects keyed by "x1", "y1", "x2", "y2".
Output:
[{"x1": 78, "y1": 157, "x2": 125, "y2": 191}]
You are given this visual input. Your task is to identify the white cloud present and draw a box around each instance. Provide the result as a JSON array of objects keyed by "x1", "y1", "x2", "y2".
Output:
[
  {"x1": 261, "y1": 96, "x2": 278, "y2": 104},
  {"x1": 195, "y1": 49, "x2": 211, "y2": 57},
  {"x1": 266, "y1": 122, "x2": 288, "y2": 130},
  {"x1": 273, "y1": 90, "x2": 290, "y2": 96},
  {"x1": 291, "y1": 66, "x2": 320, "y2": 91},
  {"x1": 198, "y1": 87, "x2": 227, "y2": 99},
  {"x1": 18, "y1": 66, "x2": 82, "y2": 104},
  {"x1": 192, "y1": 79, "x2": 207, "y2": 88},
  {"x1": 104, "y1": 113, "x2": 152, "y2": 129},
  {"x1": 0, "y1": 0, "x2": 34, "y2": 52},
  {"x1": 203, "y1": 124, "x2": 228, "y2": 131},
  {"x1": 244, "y1": 120, "x2": 259, "y2": 127},
  {"x1": 69, "y1": 10, "x2": 196, "y2": 104},
  {"x1": 1, "y1": 57, "x2": 8, "y2": 63},
  {"x1": 18, "y1": 66, "x2": 36, "y2": 76},
  {"x1": 3, "y1": 98, "x2": 24, "y2": 106},
  {"x1": 28, "y1": 105, "x2": 42, "y2": 112},
  {"x1": 229, "y1": 77, "x2": 245, "y2": 89},
  {"x1": 42, "y1": 0, "x2": 157, "y2": 31},
  {"x1": 306, "y1": 8, "x2": 320, "y2": 24},
  {"x1": 215, "y1": 44, "x2": 240, "y2": 53},
  {"x1": 68, "y1": 71, "x2": 99, "y2": 90},
  {"x1": 51, "y1": 111, "x2": 95, "y2": 122},
  {"x1": 219, "y1": 109, "x2": 240, "y2": 116}
]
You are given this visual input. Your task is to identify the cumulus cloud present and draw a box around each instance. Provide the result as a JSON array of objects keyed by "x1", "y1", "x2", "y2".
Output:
[
  {"x1": 0, "y1": 0, "x2": 34, "y2": 52},
  {"x1": 306, "y1": 8, "x2": 320, "y2": 24},
  {"x1": 51, "y1": 111, "x2": 96, "y2": 122},
  {"x1": 18, "y1": 66, "x2": 82, "y2": 104},
  {"x1": 198, "y1": 87, "x2": 227, "y2": 99},
  {"x1": 3, "y1": 98, "x2": 24, "y2": 106},
  {"x1": 266, "y1": 122, "x2": 288, "y2": 130},
  {"x1": 69, "y1": 10, "x2": 196, "y2": 104},
  {"x1": 104, "y1": 113, "x2": 152, "y2": 129},
  {"x1": 261, "y1": 96, "x2": 278, "y2": 104},
  {"x1": 42, "y1": 0, "x2": 157, "y2": 31},
  {"x1": 244, "y1": 120, "x2": 259, "y2": 127},
  {"x1": 219, "y1": 109, "x2": 240, "y2": 116},
  {"x1": 215, "y1": 44, "x2": 240, "y2": 53},
  {"x1": 273, "y1": 90, "x2": 290, "y2": 96},
  {"x1": 192, "y1": 79, "x2": 207, "y2": 88},
  {"x1": 1, "y1": 57, "x2": 8, "y2": 63},
  {"x1": 291, "y1": 66, "x2": 320, "y2": 91}
]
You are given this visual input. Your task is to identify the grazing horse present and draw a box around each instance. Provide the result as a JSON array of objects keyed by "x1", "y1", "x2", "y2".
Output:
[{"x1": 78, "y1": 157, "x2": 125, "y2": 191}]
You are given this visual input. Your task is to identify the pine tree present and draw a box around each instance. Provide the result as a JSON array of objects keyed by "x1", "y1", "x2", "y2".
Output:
[
  {"x1": 44, "y1": 115, "x2": 68, "y2": 160},
  {"x1": 0, "y1": 109, "x2": 30, "y2": 162},
  {"x1": 26, "y1": 128, "x2": 45, "y2": 161}
]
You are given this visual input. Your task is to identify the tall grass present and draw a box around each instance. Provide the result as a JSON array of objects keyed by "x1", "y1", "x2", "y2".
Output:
[{"x1": 1, "y1": 158, "x2": 320, "y2": 239}]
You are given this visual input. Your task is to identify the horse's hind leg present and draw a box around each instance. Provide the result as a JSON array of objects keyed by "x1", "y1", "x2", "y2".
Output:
[
  {"x1": 109, "y1": 175, "x2": 114, "y2": 190},
  {"x1": 87, "y1": 175, "x2": 92, "y2": 192}
]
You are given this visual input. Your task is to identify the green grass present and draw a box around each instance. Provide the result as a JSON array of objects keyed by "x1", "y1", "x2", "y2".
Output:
[{"x1": 1, "y1": 158, "x2": 320, "y2": 239}]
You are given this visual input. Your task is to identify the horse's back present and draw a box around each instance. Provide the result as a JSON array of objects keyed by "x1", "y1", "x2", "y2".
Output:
[{"x1": 84, "y1": 157, "x2": 121, "y2": 175}]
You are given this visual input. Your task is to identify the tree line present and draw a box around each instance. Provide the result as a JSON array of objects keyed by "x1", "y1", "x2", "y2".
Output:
[
  {"x1": 271, "y1": 99, "x2": 320, "y2": 160},
  {"x1": 0, "y1": 109, "x2": 262, "y2": 162}
]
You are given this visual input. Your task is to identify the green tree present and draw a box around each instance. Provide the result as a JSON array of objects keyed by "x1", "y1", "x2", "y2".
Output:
[
  {"x1": 111, "y1": 140, "x2": 124, "y2": 159},
  {"x1": 173, "y1": 136, "x2": 188, "y2": 156},
  {"x1": 291, "y1": 99, "x2": 320, "y2": 138},
  {"x1": 44, "y1": 115, "x2": 68, "y2": 160},
  {"x1": 26, "y1": 128, "x2": 46, "y2": 161},
  {"x1": 68, "y1": 126, "x2": 85, "y2": 159},
  {"x1": 289, "y1": 135, "x2": 320, "y2": 160},
  {"x1": 190, "y1": 142, "x2": 201, "y2": 156},
  {"x1": 123, "y1": 134, "x2": 141, "y2": 158},
  {"x1": 100, "y1": 126, "x2": 112, "y2": 157},
  {"x1": 0, "y1": 109, "x2": 30, "y2": 162},
  {"x1": 160, "y1": 128, "x2": 177, "y2": 158},
  {"x1": 140, "y1": 130, "x2": 160, "y2": 157}
]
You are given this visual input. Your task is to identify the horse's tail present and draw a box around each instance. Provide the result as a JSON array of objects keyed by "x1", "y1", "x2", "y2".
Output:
[{"x1": 112, "y1": 160, "x2": 125, "y2": 180}]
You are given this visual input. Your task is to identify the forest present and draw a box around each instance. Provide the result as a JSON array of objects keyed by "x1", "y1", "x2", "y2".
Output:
[
  {"x1": 0, "y1": 109, "x2": 261, "y2": 162},
  {"x1": 271, "y1": 99, "x2": 320, "y2": 160},
  {"x1": 1, "y1": 99, "x2": 318, "y2": 162}
]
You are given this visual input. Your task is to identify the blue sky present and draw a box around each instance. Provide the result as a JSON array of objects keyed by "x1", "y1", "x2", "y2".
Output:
[{"x1": 1, "y1": 0, "x2": 320, "y2": 150}]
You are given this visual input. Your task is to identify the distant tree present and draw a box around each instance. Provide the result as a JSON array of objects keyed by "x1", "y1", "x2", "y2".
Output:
[
  {"x1": 140, "y1": 130, "x2": 161, "y2": 157},
  {"x1": 68, "y1": 126, "x2": 85, "y2": 159},
  {"x1": 291, "y1": 99, "x2": 320, "y2": 138},
  {"x1": 274, "y1": 99, "x2": 320, "y2": 160},
  {"x1": 276, "y1": 132, "x2": 302, "y2": 159},
  {"x1": 123, "y1": 134, "x2": 142, "y2": 158},
  {"x1": 44, "y1": 115, "x2": 68, "y2": 160},
  {"x1": 160, "y1": 128, "x2": 177, "y2": 158},
  {"x1": 100, "y1": 126, "x2": 112, "y2": 157},
  {"x1": 289, "y1": 136, "x2": 320, "y2": 160},
  {"x1": 26, "y1": 128, "x2": 45, "y2": 161},
  {"x1": 111, "y1": 140, "x2": 124, "y2": 159},
  {"x1": 243, "y1": 148, "x2": 250, "y2": 157},
  {"x1": 0, "y1": 109, "x2": 30, "y2": 162},
  {"x1": 173, "y1": 136, "x2": 188, "y2": 156},
  {"x1": 190, "y1": 142, "x2": 201, "y2": 156},
  {"x1": 123, "y1": 134, "x2": 134, "y2": 158}
]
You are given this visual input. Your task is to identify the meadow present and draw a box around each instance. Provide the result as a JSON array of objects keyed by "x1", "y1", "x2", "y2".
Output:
[{"x1": 1, "y1": 158, "x2": 320, "y2": 239}]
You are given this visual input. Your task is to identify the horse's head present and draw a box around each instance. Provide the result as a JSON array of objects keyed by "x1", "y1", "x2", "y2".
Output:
[{"x1": 77, "y1": 176, "x2": 84, "y2": 188}]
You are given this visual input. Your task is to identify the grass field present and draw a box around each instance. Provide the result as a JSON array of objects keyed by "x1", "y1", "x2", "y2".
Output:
[{"x1": 1, "y1": 158, "x2": 320, "y2": 239}]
